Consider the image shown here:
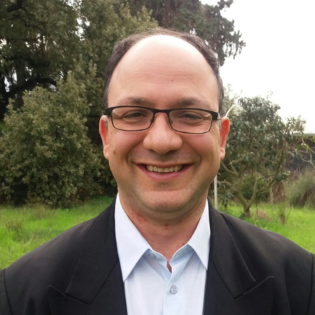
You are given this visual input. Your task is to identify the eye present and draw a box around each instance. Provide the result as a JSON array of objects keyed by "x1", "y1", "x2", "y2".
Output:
[
  {"x1": 181, "y1": 112, "x2": 203, "y2": 120},
  {"x1": 123, "y1": 110, "x2": 147, "y2": 119},
  {"x1": 112, "y1": 107, "x2": 152, "y2": 122},
  {"x1": 173, "y1": 110, "x2": 207, "y2": 122}
]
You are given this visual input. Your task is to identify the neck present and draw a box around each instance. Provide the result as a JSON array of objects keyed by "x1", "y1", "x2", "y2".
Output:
[{"x1": 120, "y1": 197, "x2": 206, "y2": 260}]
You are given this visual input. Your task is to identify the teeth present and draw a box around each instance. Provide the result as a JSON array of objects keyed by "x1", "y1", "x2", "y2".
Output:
[{"x1": 146, "y1": 165, "x2": 183, "y2": 173}]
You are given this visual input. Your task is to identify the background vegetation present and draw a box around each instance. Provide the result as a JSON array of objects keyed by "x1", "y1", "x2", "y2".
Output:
[
  {"x1": 286, "y1": 168, "x2": 315, "y2": 208},
  {"x1": 0, "y1": 0, "x2": 245, "y2": 207},
  {"x1": 219, "y1": 95, "x2": 306, "y2": 217}
]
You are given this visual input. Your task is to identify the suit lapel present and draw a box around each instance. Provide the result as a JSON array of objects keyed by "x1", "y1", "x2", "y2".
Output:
[
  {"x1": 47, "y1": 198, "x2": 128, "y2": 315},
  {"x1": 203, "y1": 262, "x2": 275, "y2": 315},
  {"x1": 204, "y1": 202, "x2": 274, "y2": 315},
  {"x1": 203, "y1": 203, "x2": 275, "y2": 315}
]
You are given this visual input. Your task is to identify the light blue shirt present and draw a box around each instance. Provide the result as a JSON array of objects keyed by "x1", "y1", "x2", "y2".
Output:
[{"x1": 115, "y1": 195, "x2": 210, "y2": 315}]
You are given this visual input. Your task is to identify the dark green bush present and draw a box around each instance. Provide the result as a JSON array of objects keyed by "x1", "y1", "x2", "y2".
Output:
[
  {"x1": 0, "y1": 72, "x2": 112, "y2": 207},
  {"x1": 287, "y1": 169, "x2": 315, "y2": 208}
]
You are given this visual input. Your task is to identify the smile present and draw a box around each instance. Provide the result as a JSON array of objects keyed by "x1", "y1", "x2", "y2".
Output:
[{"x1": 145, "y1": 165, "x2": 184, "y2": 173}]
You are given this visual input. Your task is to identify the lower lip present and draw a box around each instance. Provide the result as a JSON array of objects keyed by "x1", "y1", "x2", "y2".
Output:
[{"x1": 138, "y1": 165, "x2": 191, "y2": 181}]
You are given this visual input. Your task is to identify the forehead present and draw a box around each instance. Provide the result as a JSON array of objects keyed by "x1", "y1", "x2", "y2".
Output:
[{"x1": 108, "y1": 35, "x2": 219, "y2": 110}]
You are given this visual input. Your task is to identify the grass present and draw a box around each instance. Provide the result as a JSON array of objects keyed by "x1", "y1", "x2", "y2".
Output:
[
  {"x1": 220, "y1": 203, "x2": 315, "y2": 254},
  {"x1": 0, "y1": 197, "x2": 112, "y2": 270},
  {"x1": 0, "y1": 198, "x2": 314, "y2": 270}
]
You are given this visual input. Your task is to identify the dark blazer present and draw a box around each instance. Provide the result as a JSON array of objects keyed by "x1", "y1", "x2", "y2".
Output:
[{"x1": 1, "y1": 199, "x2": 314, "y2": 315}]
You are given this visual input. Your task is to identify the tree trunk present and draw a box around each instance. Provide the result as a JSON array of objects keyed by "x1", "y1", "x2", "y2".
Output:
[
  {"x1": 235, "y1": 190, "x2": 252, "y2": 218},
  {"x1": 244, "y1": 206, "x2": 251, "y2": 218}
]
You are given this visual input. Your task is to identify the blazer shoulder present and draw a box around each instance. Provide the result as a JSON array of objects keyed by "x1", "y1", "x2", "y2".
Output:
[
  {"x1": 210, "y1": 206, "x2": 313, "y2": 280},
  {"x1": 2, "y1": 200, "x2": 116, "y2": 315},
  {"x1": 6, "y1": 218, "x2": 93, "y2": 287},
  {"x1": 210, "y1": 207, "x2": 314, "y2": 314}
]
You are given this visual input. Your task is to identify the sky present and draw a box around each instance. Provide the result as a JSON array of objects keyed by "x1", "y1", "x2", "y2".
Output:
[{"x1": 201, "y1": 0, "x2": 315, "y2": 133}]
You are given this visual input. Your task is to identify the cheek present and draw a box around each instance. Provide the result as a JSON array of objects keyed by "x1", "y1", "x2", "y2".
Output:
[
  {"x1": 108, "y1": 131, "x2": 142, "y2": 160},
  {"x1": 189, "y1": 134, "x2": 220, "y2": 160}
]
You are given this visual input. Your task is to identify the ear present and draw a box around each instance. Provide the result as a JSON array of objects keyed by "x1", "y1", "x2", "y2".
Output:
[
  {"x1": 99, "y1": 115, "x2": 110, "y2": 160},
  {"x1": 219, "y1": 117, "x2": 230, "y2": 161}
]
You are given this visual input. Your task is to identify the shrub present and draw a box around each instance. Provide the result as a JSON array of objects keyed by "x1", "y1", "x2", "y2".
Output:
[
  {"x1": 0, "y1": 72, "x2": 110, "y2": 207},
  {"x1": 287, "y1": 169, "x2": 315, "y2": 208}
]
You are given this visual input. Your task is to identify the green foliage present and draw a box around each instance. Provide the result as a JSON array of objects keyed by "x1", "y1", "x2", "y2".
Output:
[
  {"x1": 0, "y1": 0, "x2": 156, "y2": 204},
  {"x1": 0, "y1": 0, "x2": 157, "y2": 121},
  {"x1": 240, "y1": 175, "x2": 269, "y2": 202},
  {"x1": 0, "y1": 71, "x2": 111, "y2": 207},
  {"x1": 220, "y1": 95, "x2": 305, "y2": 216},
  {"x1": 287, "y1": 169, "x2": 315, "y2": 208},
  {"x1": 0, "y1": 0, "x2": 80, "y2": 118}
]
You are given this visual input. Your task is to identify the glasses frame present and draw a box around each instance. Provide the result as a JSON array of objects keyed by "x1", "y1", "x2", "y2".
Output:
[{"x1": 105, "y1": 106, "x2": 219, "y2": 134}]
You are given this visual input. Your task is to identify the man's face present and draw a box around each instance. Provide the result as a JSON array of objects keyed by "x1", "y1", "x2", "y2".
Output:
[{"x1": 100, "y1": 35, "x2": 229, "y2": 222}]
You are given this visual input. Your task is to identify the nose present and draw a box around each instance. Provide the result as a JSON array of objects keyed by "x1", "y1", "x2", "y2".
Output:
[{"x1": 143, "y1": 113, "x2": 183, "y2": 154}]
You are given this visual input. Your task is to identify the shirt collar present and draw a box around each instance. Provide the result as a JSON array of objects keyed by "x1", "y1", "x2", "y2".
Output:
[
  {"x1": 187, "y1": 199, "x2": 210, "y2": 270},
  {"x1": 115, "y1": 194, "x2": 211, "y2": 281},
  {"x1": 115, "y1": 194, "x2": 150, "y2": 282}
]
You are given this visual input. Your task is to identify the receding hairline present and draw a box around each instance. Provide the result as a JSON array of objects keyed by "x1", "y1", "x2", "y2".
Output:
[
  {"x1": 122, "y1": 34, "x2": 208, "y2": 57},
  {"x1": 109, "y1": 34, "x2": 218, "y2": 92},
  {"x1": 103, "y1": 28, "x2": 225, "y2": 115}
]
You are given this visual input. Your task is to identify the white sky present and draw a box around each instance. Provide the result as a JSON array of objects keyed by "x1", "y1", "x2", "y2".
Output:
[{"x1": 202, "y1": 0, "x2": 315, "y2": 132}]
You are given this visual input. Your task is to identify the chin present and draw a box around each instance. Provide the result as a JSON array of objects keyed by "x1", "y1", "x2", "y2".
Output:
[{"x1": 140, "y1": 191, "x2": 199, "y2": 215}]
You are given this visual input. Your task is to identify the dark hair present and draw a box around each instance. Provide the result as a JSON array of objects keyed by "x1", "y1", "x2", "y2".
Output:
[{"x1": 103, "y1": 28, "x2": 225, "y2": 115}]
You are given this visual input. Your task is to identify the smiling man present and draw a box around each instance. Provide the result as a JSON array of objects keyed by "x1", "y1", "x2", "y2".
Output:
[{"x1": 0, "y1": 29, "x2": 314, "y2": 315}]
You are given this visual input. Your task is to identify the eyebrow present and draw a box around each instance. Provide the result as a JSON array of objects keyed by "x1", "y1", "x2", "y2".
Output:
[
  {"x1": 116, "y1": 96, "x2": 208, "y2": 108},
  {"x1": 116, "y1": 97, "x2": 153, "y2": 106}
]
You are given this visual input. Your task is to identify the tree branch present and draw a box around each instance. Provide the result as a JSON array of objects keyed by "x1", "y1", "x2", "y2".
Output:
[
  {"x1": 221, "y1": 161, "x2": 238, "y2": 176},
  {"x1": 6, "y1": 77, "x2": 56, "y2": 98},
  {"x1": 7, "y1": 0, "x2": 27, "y2": 13}
]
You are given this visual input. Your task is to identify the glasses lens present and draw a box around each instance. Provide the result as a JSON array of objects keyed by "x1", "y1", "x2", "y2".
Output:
[
  {"x1": 170, "y1": 109, "x2": 212, "y2": 133},
  {"x1": 111, "y1": 107, "x2": 153, "y2": 131}
]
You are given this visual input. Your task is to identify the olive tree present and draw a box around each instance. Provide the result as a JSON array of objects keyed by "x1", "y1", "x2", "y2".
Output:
[{"x1": 220, "y1": 96, "x2": 305, "y2": 217}]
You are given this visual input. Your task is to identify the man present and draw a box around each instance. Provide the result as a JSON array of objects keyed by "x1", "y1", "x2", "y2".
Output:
[{"x1": 0, "y1": 28, "x2": 314, "y2": 315}]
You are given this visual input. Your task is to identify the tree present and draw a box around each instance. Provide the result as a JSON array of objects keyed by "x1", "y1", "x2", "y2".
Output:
[
  {"x1": 219, "y1": 96, "x2": 305, "y2": 217},
  {"x1": 0, "y1": 0, "x2": 80, "y2": 119},
  {"x1": 0, "y1": 70, "x2": 106, "y2": 207},
  {"x1": 126, "y1": 0, "x2": 245, "y2": 65},
  {"x1": 0, "y1": 0, "x2": 157, "y2": 122},
  {"x1": 0, "y1": 1, "x2": 157, "y2": 205}
]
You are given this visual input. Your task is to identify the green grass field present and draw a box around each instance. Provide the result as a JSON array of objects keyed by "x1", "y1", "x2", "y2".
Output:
[
  {"x1": 0, "y1": 198, "x2": 314, "y2": 270},
  {"x1": 0, "y1": 197, "x2": 112, "y2": 270},
  {"x1": 220, "y1": 203, "x2": 315, "y2": 254}
]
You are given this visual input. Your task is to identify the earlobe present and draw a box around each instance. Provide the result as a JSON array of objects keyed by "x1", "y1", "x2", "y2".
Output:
[
  {"x1": 99, "y1": 115, "x2": 110, "y2": 159},
  {"x1": 219, "y1": 117, "x2": 230, "y2": 160}
]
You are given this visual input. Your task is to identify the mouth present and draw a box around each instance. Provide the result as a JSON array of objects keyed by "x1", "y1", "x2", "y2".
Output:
[{"x1": 145, "y1": 165, "x2": 184, "y2": 173}]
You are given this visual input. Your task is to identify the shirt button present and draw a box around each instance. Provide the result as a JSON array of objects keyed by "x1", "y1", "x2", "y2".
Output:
[
  {"x1": 149, "y1": 252, "x2": 156, "y2": 259},
  {"x1": 170, "y1": 285, "x2": 178, "y2": 294}
]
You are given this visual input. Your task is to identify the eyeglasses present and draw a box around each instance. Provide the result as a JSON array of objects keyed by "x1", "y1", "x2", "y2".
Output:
[{"x1": 105, "y1": 106, "x2": 219, "y2": 134}]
